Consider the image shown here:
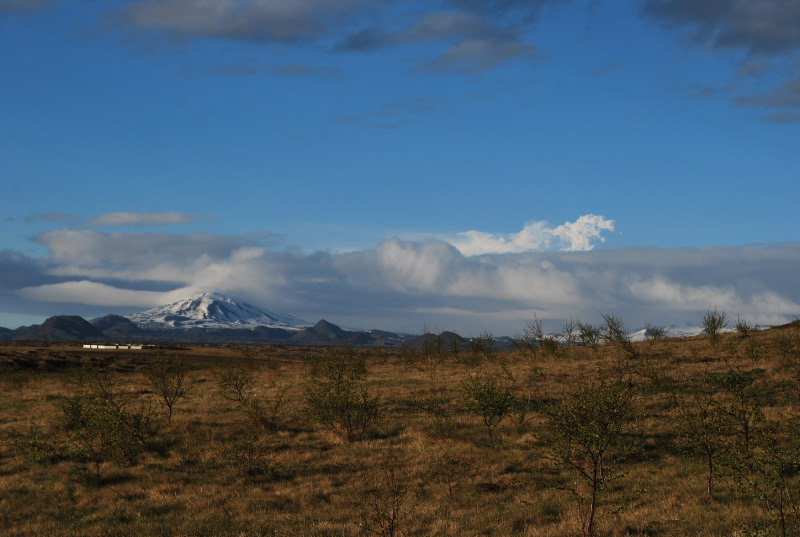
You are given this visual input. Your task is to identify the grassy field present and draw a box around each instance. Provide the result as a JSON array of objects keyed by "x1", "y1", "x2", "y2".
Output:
[{"x1": 1, "y1": 323, "x2": 799, "y2": 537}]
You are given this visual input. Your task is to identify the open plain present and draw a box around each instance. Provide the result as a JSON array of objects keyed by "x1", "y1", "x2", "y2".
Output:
[{"x1": 1, "y1": 323, "x2": 800, "y2": 537}]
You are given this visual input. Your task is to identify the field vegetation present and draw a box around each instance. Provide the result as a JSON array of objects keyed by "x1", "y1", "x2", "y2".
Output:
[{"x1": 2, "y1": 316, "x2": 800, "y2": 536}]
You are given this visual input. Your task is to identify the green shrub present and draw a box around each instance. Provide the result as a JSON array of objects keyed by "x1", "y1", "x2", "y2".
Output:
[
  {"x1": 305, "y1": 347, "x2": 379, "y2": 442},
  {"x1": 215, "y1": 364, "x2": 288, "y2": 432},
  {"x1": 703, "y1": 309, "x2": 728, "y2": 347},
  {"x1": 58, "y1": 371, "x2": 156, "y2": 481},
  {"x1": 735, "y1": 316, "x2": 754, "y2": 338},
  {"x1": 544, "y1": 376, "x2": 639, "y2": 537},
  {"x1": 462, "y1": 372, "x2": 517, "y2": 444}
]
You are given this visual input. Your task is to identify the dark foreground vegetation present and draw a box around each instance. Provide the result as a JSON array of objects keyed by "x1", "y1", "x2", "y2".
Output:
[{"x1": 2, "y1": 316, "x2": 800, "y2": 537}]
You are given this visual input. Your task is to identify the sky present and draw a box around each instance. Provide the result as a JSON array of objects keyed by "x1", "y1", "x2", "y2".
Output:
[{"x1": 1, "y1": 0, "x2": 799, "y2": 335}]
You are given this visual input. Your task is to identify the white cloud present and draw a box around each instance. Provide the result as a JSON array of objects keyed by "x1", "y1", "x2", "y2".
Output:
[
  {"x1": 87, "y1": 211, "x2": 198, "y2": 227},
  {"x1": 19, "y1": 281, "x2": 184, "y2": 307},
  {"x1": 629, "y1": 275, "x2": 800, "y2": 325},
  {"x1": 8, "y1": 226, "x2": 800, "y2": 334},
  {"x1": 447, "y1": 214, "x2": 615, "y2": 255}
]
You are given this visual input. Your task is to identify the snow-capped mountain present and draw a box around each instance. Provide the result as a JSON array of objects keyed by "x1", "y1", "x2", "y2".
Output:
[
  {"x1": 627, "y1": 323, "x2": 738, "y2": 342},
  {"x1": 126, "y1": 292, "x2": 309, "y2": 330}
]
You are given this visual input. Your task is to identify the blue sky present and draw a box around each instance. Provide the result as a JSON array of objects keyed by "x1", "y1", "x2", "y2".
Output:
[{"x1": 1, "y1": 0, "x2": 799, "y2": 334}]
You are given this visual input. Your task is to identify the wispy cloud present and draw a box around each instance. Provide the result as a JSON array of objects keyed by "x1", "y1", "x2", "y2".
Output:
[
  {"x1": 110, "y1": 1, "x2": 552, "y2": 75},
  {"x1": 643, "y1": 0, "x2": 800, "y2": 123},
  {"x1": 0, "y1": 0, "x2": 55, "y2": 13},
  {"x1": 735, "y1": 78, "x2": 800, "y2": 108},
  {"x1": 113, "y1": 0, "x2": 380, "y2": 44},
  {"x1": 734, "y1": 77, "x2": 800, "y2": 122},
  {"x1": 207, "y1": 62, "x2": 343, "y2": 78},
  {"x1": 420, "y1": 37, "x2": 539, "y2": 75},
  {"x1": 643, "y1": 0, "x2": 800, "y2": 55},
  {"x1": 6, "y1": 212, "x2": 83, "y2": 226},
  {"x1": 87, "y1": 211, "x2": 199, "y2": 227},
  {"x1": 336, "y1": 9, "x2": 541, "y2": 74}
]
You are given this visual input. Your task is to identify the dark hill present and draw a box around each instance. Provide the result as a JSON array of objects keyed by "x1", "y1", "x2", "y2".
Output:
[
  {"x1": 308, "y1": 319, "x2": 348, "y2": 340},
  {"x1": 290, "y1": 319, "x2": 375, "y2": 346},
  {"x1": 406, "y1": 330, "x2": 465, "y2": 350},
  {"x1": 252, "y1": 326, "x2": 292, "y2": 340},
  {"x1": 15, "y1": 315, "x2": 105, "y2": 341},
  {"x1": 91, "y1": 315, "x2": 143, "y2": 337}
]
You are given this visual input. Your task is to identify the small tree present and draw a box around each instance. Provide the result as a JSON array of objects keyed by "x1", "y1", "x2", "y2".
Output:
[
  {"x1": 462, "y1": 372, "x2": 517, "y2": 444},
  {"x1": 562, "y1": 317, "x2": 579, "y2": 347},
  {"x1": 541, "y1": 335, "x2": 561, "y2": 357},
  {"x1": 577, "y1": 321, "x2": 602, "y2": 353},
  {"x1": 600, "y1": 313, "x2": 639, "y2": 358},
  {"x1": 464, "y1": 331, "x2": 495, "y2": 365},
  {"x1": 709, "y1": 366, "x2": 764, "y2": 450},
  {"x1": 215, "y1": 364, "x2": 287, "y2": 432},
  {"x1": 305, "y1": 347, "x2": 379, "y2": 442},
  {"x1": 644, "y1": 323, "x2": 666, "y2": 344},
  {"x1": 735, "y1": 316, "x2": 754, "y2": 338},
  {"x1": 364, "y1": 456, "x2": 412, "y2": 537},
  {"x1": 673, "y1": 379, "x2": 727, "y2": 497},
  {"x1": 447, "y1": 333, "x2": 461, "y2": 361},
  {"x1": 514, "y1": 315, "x2": 545, "y2": 358},
  {"x1": 703, "y1": 309, "x2": 728, "y2": 347},
  {"x1": 147, "y1": 359, "x2": 188, "y2": 423},
  {"x1": 545, "y1": 376, "x2": 638, "y2": 537},
  {"x1": 215, "y1": 365, "x2": 256, "y2": 406},
  {"x1": 59, "y1": 370, "x2": 154, "y2": 481},
  {"x1": 724, "y1": 422, "x2": 800, "y2": 537}
]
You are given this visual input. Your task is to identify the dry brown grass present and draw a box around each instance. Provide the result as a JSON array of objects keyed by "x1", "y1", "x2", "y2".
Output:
[{"x1": 0, "y1": 325, "x2": 799, "y2": 536}]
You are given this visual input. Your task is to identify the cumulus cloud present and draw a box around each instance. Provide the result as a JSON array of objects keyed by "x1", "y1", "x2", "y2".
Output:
[
  {"x1": 628, "y1": 276, "x2": 800, "y2": 326},
  {"x1": 87, "y1": 211, "x2": 199, "y2": 227},
  {"x1": 447, "y1": 215, "x2": 615, "y2": 255}
]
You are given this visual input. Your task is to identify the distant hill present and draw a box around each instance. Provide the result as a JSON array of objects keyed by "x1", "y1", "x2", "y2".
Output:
[
  {"x1": 0, "y1": 291, "x2": 477, "y2": 347},
  {"x1": 91, "y1": 315, "x2": 144, "y2": 338},
  {"x1": 15, "y1": 315, "x2": 105, "y2": 341},
  {"x1": 406, "y1": 330, "x2": 466, "y2": 350},
  {"x1": 289, "y1": 320, "x2": 376, "y2": 346},
  {"x1": 0, "y1": 315, "x2": 413, "y2": 346}
]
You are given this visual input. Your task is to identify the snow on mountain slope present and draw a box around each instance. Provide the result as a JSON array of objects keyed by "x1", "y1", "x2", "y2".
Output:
[
  {"x1": 627, "y1": 324, "x2": 737, "y2": 342},
  {"x1": 126, "y1": 292, "x2": 309, "y2": 330}
]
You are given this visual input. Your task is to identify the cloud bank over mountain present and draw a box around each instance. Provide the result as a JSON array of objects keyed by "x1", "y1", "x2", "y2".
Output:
[{"x1": 3, "y1": 216, "x2": 798, "y2": 334}]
